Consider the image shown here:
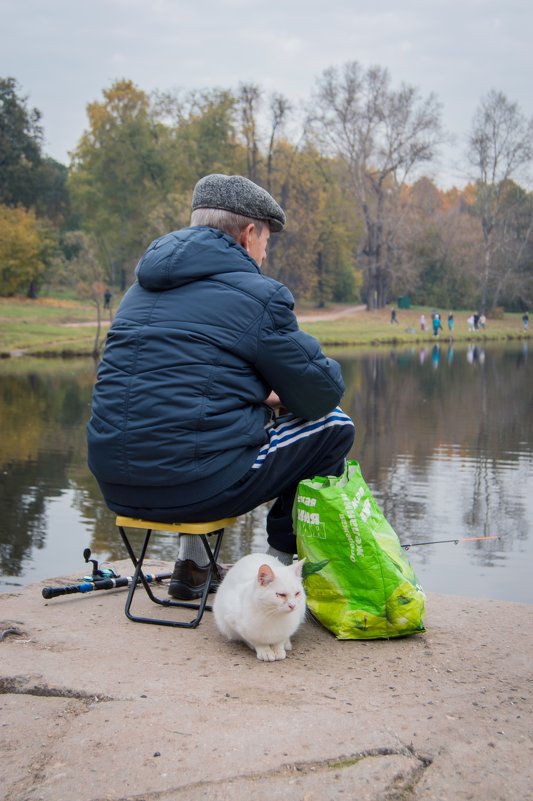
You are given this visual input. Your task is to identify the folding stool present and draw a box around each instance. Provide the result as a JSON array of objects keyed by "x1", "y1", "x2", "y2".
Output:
[{"x1": 115, "y1": 515, "x2": 236, "y2": 629}]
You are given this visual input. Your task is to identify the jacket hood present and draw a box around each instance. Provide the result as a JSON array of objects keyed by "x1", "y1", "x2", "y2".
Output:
[{"x1": 135, "y1": 226, "x2": 260, "y2": 291}]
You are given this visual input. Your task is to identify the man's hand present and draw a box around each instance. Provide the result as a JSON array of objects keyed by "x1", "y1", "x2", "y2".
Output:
[
  {"x1": 264, "y1": 391, "x2": 282, "y2": 407},
  {"x1": 264, "y1": 391, "x2": 286, "y2": 415}
]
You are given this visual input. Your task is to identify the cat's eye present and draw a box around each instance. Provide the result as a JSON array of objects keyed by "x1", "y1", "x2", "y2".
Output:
[
  {"x1": 295, "y1": 591, "x2": 301, "y2": 597},
  {"x1": 276, "y1": 592, "x2": 287, "y2": 599}
]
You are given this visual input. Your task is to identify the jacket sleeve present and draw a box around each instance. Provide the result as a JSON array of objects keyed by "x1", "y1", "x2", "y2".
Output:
[{"x1": 253, "y1": 285, "x2": 345, "y2": 420}]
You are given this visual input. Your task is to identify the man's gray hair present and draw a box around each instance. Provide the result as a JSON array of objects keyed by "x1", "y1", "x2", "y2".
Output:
[{"x1": 190, "y1": 208, "x2": 264, "y2": 240}]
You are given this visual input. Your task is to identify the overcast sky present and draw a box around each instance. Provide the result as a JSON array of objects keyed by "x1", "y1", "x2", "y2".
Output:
[{"x1": 2, "y1": 0, "x2": 532, "y2": 187}]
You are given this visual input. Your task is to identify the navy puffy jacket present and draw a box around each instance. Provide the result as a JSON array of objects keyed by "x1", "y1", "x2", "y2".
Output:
[{"x1": 87, "y1": 226, "x2": 345, "y2": 510}]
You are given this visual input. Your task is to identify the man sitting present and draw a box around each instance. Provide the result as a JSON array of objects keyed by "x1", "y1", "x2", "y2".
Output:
[{"x1": 87, "y1": 174, "x2": 354, "y2": 599}]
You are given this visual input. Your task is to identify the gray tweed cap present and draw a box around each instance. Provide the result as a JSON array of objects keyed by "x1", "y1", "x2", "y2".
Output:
[{"x1": 191, "y1": 174, "x2": 286, "y2": 232}]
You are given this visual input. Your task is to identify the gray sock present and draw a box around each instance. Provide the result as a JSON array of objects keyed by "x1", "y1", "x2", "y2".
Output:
[
  {"x1": 178, "y1": 534, "x2": 210, "y2": 566},
  {"x1": 266, "y1": 545, "x2": 294, "y2": 566}
]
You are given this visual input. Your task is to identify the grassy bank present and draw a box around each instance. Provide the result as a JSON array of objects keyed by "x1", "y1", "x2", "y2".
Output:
[
  {"x1": 299, "y1": 306, "x2": 530, "y2": 347},
  {"x1": 0, "y1": 296, "x2": 530, "y2": 357},
  {"x1": 0, "y1": 296, "x2": 111, "y2": 356}
]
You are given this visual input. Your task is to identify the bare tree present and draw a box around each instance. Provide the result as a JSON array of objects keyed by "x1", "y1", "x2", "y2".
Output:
[
  {"x1": 309, "y1": 61, "x2": 442, "y2": 308},
  {"x1": 238, "y1": 83, "x2": 262, "y2": 182},
  {"x1": 467, "y1": 90, "x2": 533, "y2": 309},
  {"x1": 266, "y1": 93, "x2": 292, "y2": 192}
]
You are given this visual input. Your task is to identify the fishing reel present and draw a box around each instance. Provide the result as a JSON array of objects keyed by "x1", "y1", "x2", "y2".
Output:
[{"x1": 82, "y1": 548, "x2": 120, "y2": 581}]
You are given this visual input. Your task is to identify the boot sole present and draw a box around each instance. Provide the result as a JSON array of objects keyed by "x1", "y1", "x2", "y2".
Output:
[
  {"x1": 168, "y1": 577, "x2": 223, "y2": 601},
  {"x1": 167, "y1": 581, "x2": 206, "y2": 601}
]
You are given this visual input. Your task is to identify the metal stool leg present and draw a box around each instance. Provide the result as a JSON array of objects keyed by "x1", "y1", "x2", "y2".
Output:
[{"x1": 118, "y1": 524, "x2": 225, "y2": 629}]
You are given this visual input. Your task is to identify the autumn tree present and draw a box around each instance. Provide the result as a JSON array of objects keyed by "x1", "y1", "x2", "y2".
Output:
[
  {"x1": 236, "y1": 87, "x2": 296, "y2": 285},
  {"x1": 69, "y1": 82, "x2": 245, "y2": 288},
  {"x1": 309, "y1": 61, "x2": 442, "y2": 308},
  {"x1": 262, "y1": 143, "x2": 360, "y2": 303},
  {"x1": 145, "y1": 88, "x2": 241, "y2": 237},
  {"x1": 233, "y1": 85, "x2": 358, "y2": 303},
  {"x1": 166, "y1": 88, "x2": 241, "y2": 184},
  {"x1": 68, "y1": 80, "x2": 177, "y2": 288},
  {"x1": 485, "y1": 181, "x2": 533, "y2": 309},
  {"x1": 400, "y1": 179, "x2": 482, "y2": 308},
  {"x1": 0, "y1": 204, "x2": 57, "y2": 296},
  {"x1": 467, "y1": 90, "x2": 533, "y2": 309}
]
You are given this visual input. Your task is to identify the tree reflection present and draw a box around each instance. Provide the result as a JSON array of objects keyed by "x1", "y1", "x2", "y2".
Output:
[
  {"x1": 337, "y1": 345, "x2": 533, "y2": 568},
  {"x1": 0, "y1": 346, "x2": 532, "y2": 593},
  {"x1": 0, "y1": 361, "x2": 97, "y2": 576}
]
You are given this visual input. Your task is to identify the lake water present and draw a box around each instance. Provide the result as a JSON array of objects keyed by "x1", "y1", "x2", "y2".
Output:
[{"x1": 0, "y1": 342, "x2": 531, "y2": 603}]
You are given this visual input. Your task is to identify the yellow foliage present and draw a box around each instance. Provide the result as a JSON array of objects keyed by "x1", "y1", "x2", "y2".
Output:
[{"x1": 0, "y1": 204, "x2": 46, "y2": 295}]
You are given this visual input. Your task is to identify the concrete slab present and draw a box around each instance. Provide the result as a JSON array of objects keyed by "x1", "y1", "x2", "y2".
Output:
[{"x1": 1, "y1": 560, "x2": 532, "y2": 801}]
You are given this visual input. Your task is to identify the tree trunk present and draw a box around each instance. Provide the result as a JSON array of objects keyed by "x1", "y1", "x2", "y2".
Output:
[{"x1": 92, "y1": 301, "x2": 102, "y2": 358}]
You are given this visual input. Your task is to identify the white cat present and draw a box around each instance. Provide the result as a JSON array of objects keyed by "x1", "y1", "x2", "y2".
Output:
[{"x1": 213, "y1": 553, "x2": 306, "y2": 661}]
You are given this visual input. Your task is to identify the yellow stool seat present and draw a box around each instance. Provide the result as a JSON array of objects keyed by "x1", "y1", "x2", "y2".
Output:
[
  {"x1": 115, "y1": 514, "x2": 237, "y2": 629},
  {"x1": 115, "y1": 516, "x2": 237, "y2": 535}
]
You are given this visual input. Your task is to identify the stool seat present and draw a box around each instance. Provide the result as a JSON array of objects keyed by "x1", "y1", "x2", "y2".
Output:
[
  {"x1": 115, "y1": 516, "x2": 237, "y2": 535},
  {"x1": 116, "y1": 514, "x2": 236, "y2": 629}
]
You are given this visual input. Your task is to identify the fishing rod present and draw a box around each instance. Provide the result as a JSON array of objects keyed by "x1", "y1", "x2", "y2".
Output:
[
  {"x1": 401, "y1": 535, "x2": 500, "y2": 550},
  {"x1": 42, "y1": 571, "x2": 172, "y2": 600},
  {"x1": 41, "y1": 546, "x2": 171, "y2": 600}
]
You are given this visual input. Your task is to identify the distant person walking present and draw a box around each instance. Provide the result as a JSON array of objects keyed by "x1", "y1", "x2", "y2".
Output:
[
  {"x1": 420, "y1": 313, "x2": 426, "y2": 332},
  {"x1": 523, "y1": 311, "x2": 529, "y2": 331},
  {"x1": 432, "y1": 314, "x2": 443, "y2": 337},
  {"x1": 467, "y1": 314, "x2": 475, "y2": 332},
  {"x1": 390, "y1": 307, "x2": 399, "y2": 325},
  {"x1": 104, "y1": 289, "x2": 112, "y2": 309},
  {"x1": 447, "y1": 313, "x2": 454, "y2": 333}
]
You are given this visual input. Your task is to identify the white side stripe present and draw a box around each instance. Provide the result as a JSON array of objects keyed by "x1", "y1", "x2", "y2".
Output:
[{"x1": 252, "y1": 407, "x2": 353, "y2": 468}]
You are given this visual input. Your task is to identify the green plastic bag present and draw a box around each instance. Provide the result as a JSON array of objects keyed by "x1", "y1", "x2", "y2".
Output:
[{"x1": 294, "y1": 460, "x2": 425, "y2": 639}]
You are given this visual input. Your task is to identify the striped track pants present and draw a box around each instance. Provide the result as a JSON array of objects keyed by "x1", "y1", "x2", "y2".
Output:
[{"x1": 175, "y1": 407, "x2": 355, "y2": 554}]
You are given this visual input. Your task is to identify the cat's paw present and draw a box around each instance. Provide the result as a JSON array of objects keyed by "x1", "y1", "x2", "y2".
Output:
[
  {"x1": 255, "y1": 645, "x2": 277, "y2": 662},
  {"x1": 284, "y1": 638, "x2": 293, "y2": 651},
  {"x1": 272, "y1": 643, "x2": 287, "y2": 660}
]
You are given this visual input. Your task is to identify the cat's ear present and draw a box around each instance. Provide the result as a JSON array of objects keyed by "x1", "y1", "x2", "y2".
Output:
[
  {"x1": 258, "y1": 564, "x2": 275, "y2": 586},
  {"x1": 292, "y1": 558, "x2": 306, "y2": 577}
]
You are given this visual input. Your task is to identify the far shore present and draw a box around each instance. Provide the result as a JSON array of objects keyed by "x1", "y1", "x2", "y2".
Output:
[{"x1": 0, "y1": 295, "x2": 530, "y2": 358}]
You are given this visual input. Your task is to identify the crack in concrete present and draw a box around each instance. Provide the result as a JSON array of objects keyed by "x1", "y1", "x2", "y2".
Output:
[
  {"x1": 321, "y1": 744, "x2": 432, "y2": 770},
  {"x1": 379, "y1": 752, "x2": 433, "y2": 801},
  {"x1": 92, "y1": 745, "x2": 433, "y2": 801},
  {"x1": 0, "y1": 675, "x2": 113, "y2": 701},
  {"x1": 0, "y1": 627, "x2": 25, "y2": 641}
]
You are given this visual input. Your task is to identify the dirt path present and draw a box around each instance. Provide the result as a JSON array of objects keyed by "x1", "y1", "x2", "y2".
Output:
[
  {"x1": 297, "y1": 304, "x2": 367, "y2": 322},
  {"x1": 62, "y1": 308, "x2": 367, "y2": 329},
  {"x1": 61, "y1": 320, "x2": 111, "y2": 327}
]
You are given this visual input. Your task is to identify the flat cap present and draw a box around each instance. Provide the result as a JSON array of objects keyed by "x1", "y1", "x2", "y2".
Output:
[{"x1": 191, "y1": 174, "x2": 286, "y2": 232}]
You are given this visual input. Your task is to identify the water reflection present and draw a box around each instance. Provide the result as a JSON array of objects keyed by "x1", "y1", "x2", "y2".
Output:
[
  {"x1": 338, "y1": 342, "x2": 532, "y2": 602},
  {"x1": 0, "y1": 345, "x2": 531, "y2": 603}
]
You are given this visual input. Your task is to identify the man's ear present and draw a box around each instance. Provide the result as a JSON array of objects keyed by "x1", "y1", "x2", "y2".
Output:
[{"x1": 238, "y1": 223, "x2": 255, "y2": 252}]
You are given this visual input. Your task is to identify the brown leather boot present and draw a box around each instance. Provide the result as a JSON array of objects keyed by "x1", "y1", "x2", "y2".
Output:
[{"x1": 167, "y1": 559, "x2": 226, "y2": 600}]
